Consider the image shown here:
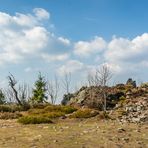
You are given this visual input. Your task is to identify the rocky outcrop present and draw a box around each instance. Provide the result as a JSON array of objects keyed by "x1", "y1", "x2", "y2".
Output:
[
  {"x1": 63, "y1": 86, "x2": 105, "y2": 109},
  {"x1": 62, "y1": 79, "x2": 148, "y2": 123},
  {"x1": 62, "y1": 85, "x2": 125, "y2": 110}
]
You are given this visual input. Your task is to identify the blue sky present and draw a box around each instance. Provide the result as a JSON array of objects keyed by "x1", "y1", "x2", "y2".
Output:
[
  {"x1": 1, "y1": 0, "x2": 148, "y2": 40},
  {"x1": 0, "y1": 0, "x2": 148, "y2": 101}
]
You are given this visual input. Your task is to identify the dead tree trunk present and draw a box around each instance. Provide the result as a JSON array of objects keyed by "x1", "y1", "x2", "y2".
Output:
[{"x1": 7, "y1": 73, "x2": 22, "y2": 106}]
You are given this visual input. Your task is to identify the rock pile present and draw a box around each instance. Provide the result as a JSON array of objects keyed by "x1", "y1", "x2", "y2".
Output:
[{"x1": 119, "y1": 96, "x2": 148, "y2": 123}]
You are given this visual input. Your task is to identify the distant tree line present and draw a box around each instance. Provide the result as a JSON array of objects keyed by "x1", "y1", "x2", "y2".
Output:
[{"x1": 0, "y1": 64, "x2": 112, "y2": 111}]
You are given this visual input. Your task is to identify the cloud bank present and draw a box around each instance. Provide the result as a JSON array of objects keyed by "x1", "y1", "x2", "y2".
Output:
[{"x1": 0, "y1": 8, "x2": 148, "y2": 81}]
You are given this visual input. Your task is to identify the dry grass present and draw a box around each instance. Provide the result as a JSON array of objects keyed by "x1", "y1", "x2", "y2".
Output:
[
  {"x1": 18, "y1": 116, "x2": 53, "y2": 124},
  {"x1": 0, "y1": 118, "x2": 147, "y2": 148},
  {"x1": 0, "y1": 112, "x2": 22, "y2": 120}
]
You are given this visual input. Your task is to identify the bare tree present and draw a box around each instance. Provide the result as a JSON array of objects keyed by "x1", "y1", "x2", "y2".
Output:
[
  {"x1": 97, "y1": 65, "x2": 112, "y2": 86},
  {"x1": 87, "y1": 73, "x2": 95, "y2": 87},
  {"x1": 47, "y1": 75, "x2": 59, "y2": 104},
  {"x1": 87, "y1": 64, "x2": 112, "y2": 111},
  {"x1": 4, "y1": 88, "x2": 14, "y2": 103},
  {"x1": 97, "y1": 64, "x2": 112, "y2": 111},
  {"x1": 62, "y1": 72, "x2": 71, "y2": 95},
  {"x1": 87, "y1": 70, "x2": 103, "y2": 87},
  {"x1": 7, "y1": 73, "x2": 22, "y2": 105},
  {"x1": 18, "y1": 83, "x2": 31, "y2": 103}
]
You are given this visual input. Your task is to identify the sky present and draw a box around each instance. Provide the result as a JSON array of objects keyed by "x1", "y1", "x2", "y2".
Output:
[{"x1": 0, "y1": 0, "x2": 148, "y2": 101}]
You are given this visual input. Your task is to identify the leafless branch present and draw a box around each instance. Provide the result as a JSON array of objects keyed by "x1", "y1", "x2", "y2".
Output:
[
  {"x1": 47, "y1": 75, "x2": 59, "y2": 104},
  {"x1": 62, "y1": 72, "x2": 71, "y2": 94}
]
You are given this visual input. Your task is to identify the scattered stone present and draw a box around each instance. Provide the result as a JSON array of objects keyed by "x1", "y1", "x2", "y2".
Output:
[
  {"x1": 122, "y1": 138, "x2": 129, "y2": 142},
  {"x1": 53, "y1": 140, "x2": 58, "y2": 143},
  {"x1": 117, "y1": 128, "x2": 126, "y2": 133},
  {"x1": 116, "y1": 144, "x2": 123, "y2": 148},
  {"x1": 108, "y1": 138, "x2": 113, "y2": 141},
  {"x1": 43, "y1": 126, "x2": 48, "y2": 129},
  {"x1": 32, "y1": 135, "x2": 42, "y2": 142},
  {"x1": 79, "y1": 124, "x2": 82, "y2": 127},
  {"x1": 102, "y1": 130, "x2": 106, "y2": 133},
  {"x1": 135, "y1": 129, "x2": 141, "y2": 132},
  {"x1": 62, "y1": 126, "x2": 69, "y2": 129},
  {"x1": 83, "y1": 130, "x2": 89, "y2": 134},
  {"x1": 80, "y1": 133, "x2": 84, "y2": 136},
  {"x1": 96, "y1": 126, "x2": 99, "y2": 129},
  {"x1": 31, "y1": 145, "x2": 37, "y2": 148},
  {"x1": 60, "y1": 116, "x2": 67, "y2": 119}
]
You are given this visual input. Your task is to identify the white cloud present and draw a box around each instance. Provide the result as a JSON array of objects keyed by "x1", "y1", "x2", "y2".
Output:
[
  {"x1": 41, "y1": 53, "x2": 69, "y2": 62},
  {"x1": 13, "y1": 13, "x2": 37, "y2": 27},
  {"x1": 0, "y1": 8, "x2": 148, "y2": 82},
  {"x1": 58, "y1": 37, "x2": 71, "y2": 46},
  {"x1": 57, "y1": 60, "x2": 84, "y2": 75},
  {"x1": 24, "y1": 67, "x2": 41, "y2": 73},
  {"x1": 0, "y1": 52, "x2": 23, "y2": 65},
  {"x1": 24, "y1": 67, "x2": 32, "y2": 72},
  {"x1": 71, "y1": 33, "x2": 148, "y2": 78},
  {"x1": 0, "y1": 12, "x2": 12, "y2": 26},
  {"x1": 140, "y1": 61, "x2": 148, "y2": 67},
  {"x1": 74, "y1": 36, "x2": 106, "y2": 57},
  {"x1": 104, "y1": 33, "x2": 148, "y2": 75},
  {"x1": 0, "y1": 79, "x2": 8, "y2": 88},
  {"x1": 0, "y1": 8, "x2": 70, "y2": 66},
  {"x1": 0, "y1": 26, "x2": 49, "y2": 64},
  {"x1": 33, "y1": 8, "x2": 50, "y2": 20},
  {"x1": 105, "y1": 33, "x2": 148, "y2": 62}
]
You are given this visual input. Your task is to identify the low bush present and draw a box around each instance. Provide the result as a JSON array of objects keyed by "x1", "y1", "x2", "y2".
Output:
[
  {"x1": 28, "y1": 109, "x2": 65, "y2": 118},
  {"x1": 11, "y1": 105, "x2": 24, "y2": 112},
  {"x1": 31, "y1": 103, "x2": 51, "y2": 109},
  {"x1": 18, "y1": 115, "x2": 53, "y2": 124},
  {"x1": 0, "y1": 104, "x2": 30, "y2": 112},
  {"x1": 28, "y1": 108, "x2": 45, "y2": 114},
  {"x1": 0, "y1": 105, "x2": 12, "y2": 112},
  {"x1": 44, "y1": 105, "x2": 77, "y2": 114},
  {"x1": 44, "y1": 105, "x2": 61, "y2": 112},
  {"x1": 26, "y1": 105, "x2": 77, "y2": 120},
  {"x1": 0, "y1": 112, "x2": 22, "y2": 119},
  {"x1": 69, "y1": 109, "x2": 99, "y2": 118},
  {"x1": 42, "y1": 112, "x2": 65, "y2": 118},
  {"x1": 60, "y1": 106, "x2": 77, "y2": 114}
]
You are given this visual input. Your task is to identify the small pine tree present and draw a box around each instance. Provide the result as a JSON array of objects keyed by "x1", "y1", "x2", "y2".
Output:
[
  {"x1": 0, "y1": 89, "x2": 5, "y2": 104},
  {"x1": 31, "y1": 72, "x2": 47, "y2": 104}
]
